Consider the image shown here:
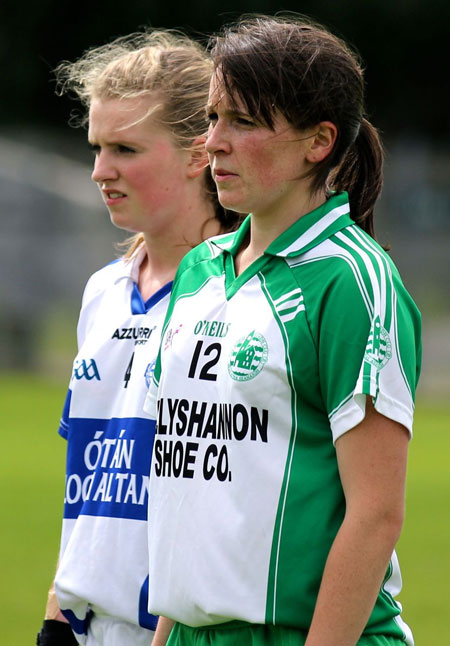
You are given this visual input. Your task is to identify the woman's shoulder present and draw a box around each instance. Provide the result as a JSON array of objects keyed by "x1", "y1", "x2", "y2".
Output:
[
  {"x1": 292, "y1": 224, "x2": 420, "y2": 327},
  {"x1": 179, "y1": 230, "x2": 238, "y2": 272},
  {"x1": 292, "y1": 224, "x2": 399, "y2": 285},
  {"x1": 82, "y1": 258, "x2": 129, "y2": 302}
]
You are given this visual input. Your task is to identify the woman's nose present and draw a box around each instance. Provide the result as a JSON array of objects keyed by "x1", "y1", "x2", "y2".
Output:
[
  {"x1": 205, "y1": 122, "x2": 231, "y2": 156},
  {"x1": 91, "y1": 151, "x2": 119, "y2": 183}
]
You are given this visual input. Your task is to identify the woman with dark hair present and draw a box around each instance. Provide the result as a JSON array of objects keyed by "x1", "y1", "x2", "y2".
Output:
[{"x1": 145, "y1": 15, "x2": 421, "y2": 646}]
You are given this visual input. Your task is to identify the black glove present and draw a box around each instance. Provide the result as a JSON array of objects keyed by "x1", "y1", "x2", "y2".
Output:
[{"x1": 36, "y1": 620, "x2": 78, "y2": 645}]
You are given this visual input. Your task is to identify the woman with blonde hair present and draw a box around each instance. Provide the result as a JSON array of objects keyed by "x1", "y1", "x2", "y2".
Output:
[{"x1": 37, "y1": 29, "x2": 239, "y2": 646}]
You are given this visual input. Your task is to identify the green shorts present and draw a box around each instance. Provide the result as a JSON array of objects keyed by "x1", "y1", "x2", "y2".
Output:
[{"x1": 167, "y1": 622, "x2": 406, "y2": 646}]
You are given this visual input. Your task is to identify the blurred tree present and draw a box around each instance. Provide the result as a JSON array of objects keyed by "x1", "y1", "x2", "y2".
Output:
[{"x1": 0, "y1": 0, "x2": 448, "y2": 139}]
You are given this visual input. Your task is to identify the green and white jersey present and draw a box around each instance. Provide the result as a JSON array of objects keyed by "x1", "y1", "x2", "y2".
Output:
[{"x1": 144, "y1": 193, "x2": 421, "y2": 643}]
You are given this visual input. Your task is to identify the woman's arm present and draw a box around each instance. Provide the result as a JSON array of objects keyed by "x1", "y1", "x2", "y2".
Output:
[
  {"x1": 152, "y1": 617, "x2": 175, "y2": 646},
  {"x1": 37, "y1": 575, "x2": 77, "y2": 645},
  {"x1": 44, "y1": 581, "x2": 69, "y2": 622},
  {"x1": 305, "y1": 397, "x2": 410, "y2": 646}
]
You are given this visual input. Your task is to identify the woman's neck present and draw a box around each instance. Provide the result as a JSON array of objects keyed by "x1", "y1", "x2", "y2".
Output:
[
  {"x1": 137, "y1": 250, "x2": 177, "y2": 301},
  {"x1": 235, "y1": 188, "x2": 327, "y2": 276},
  {"x1": 138, "y1": 191, "x2": 219, "y2": 300}
]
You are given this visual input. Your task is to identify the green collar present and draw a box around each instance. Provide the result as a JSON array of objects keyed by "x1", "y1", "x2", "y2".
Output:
[{"x1": 211, "y1": 192, "x2": 353, "y2": 259}]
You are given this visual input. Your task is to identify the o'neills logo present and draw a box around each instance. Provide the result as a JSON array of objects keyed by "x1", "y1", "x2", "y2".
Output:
[{"x1": 228, "y1": 330, "x2": 268, "y2": 381}]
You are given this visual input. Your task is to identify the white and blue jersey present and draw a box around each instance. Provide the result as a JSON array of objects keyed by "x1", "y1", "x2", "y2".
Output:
[{"x1": 54, "y1": 249, "x2": 170, "y2": 644}]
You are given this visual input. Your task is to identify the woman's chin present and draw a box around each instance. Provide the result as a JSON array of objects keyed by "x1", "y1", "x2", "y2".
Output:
[
  {"x1": 217, "y1": 195, "x2": 248, "y2": 215},
  {"x1": 109, "y1": 214, "x2": 137, "y2": 233}
]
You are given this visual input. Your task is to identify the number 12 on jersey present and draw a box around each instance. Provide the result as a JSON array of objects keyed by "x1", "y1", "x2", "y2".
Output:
[{"x1": 188, "y1": 341, "x2": 221, "y2": 381}]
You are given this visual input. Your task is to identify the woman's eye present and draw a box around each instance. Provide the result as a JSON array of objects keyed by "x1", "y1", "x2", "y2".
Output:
[
  {"x1": 117, "y1": 144, "x2": 135, "y2": 154},
  {"x1": 207, "y1": 112, "x2": 218, "y2": 125},
  {"x1": 236, "y1": 116, "x2": 255, "y2": 127}
]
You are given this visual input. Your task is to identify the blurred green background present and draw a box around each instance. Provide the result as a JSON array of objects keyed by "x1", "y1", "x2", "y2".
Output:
[
  {"x1": 1, "y1": 0, "x2": 448, "y2": 643},
  {"x1": 1, "y1": 377, "x2": 447, "y2": 643}
]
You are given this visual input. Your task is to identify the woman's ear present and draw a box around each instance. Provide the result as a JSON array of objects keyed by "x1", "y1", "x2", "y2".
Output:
[
  {"x1": 186, "y1": 135, "x2": 209, "y2": 178},
  {"x1": 306, "y1": 121, "x2": 337, "y2": 163}
]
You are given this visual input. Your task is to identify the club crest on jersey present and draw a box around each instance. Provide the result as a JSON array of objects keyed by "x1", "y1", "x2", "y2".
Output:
[
  {"x1": 228, "y1": 330, "x2": 268, "y2": 381},
  {"x1": 144, "y1": 361, "x2": 156, "y2": 388},
  {"x1": 364, "y1": 316, "x2": 392, "y2": 369}
]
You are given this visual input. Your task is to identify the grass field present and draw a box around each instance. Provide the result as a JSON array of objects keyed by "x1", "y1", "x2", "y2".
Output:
[{"x1": 0, "y1": 373, "x2": 448, "y2": 644}]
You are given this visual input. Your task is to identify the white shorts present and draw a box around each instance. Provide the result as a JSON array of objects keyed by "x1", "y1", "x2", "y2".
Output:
[{"x1": 84, "y1": 614, "x2": 155, "y2": 646}]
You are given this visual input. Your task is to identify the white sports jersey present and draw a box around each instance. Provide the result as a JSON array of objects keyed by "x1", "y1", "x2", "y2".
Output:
[
  {"x1": 55, "y1": 249, "x2": 168, "y2": 643},
  {"x1": 144, "y1": 193, "x2": 421, "y2": 644}
]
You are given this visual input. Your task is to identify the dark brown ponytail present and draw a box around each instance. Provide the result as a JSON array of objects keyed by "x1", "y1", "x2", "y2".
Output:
[{"x1": 330, "y1": 118, "x2": 384, "y2": 238}]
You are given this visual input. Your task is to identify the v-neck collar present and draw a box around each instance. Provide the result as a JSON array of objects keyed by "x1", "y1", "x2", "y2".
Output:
[
  {"x1": 110, "y1": 247, "x2": 174, "y2": 314},
  {"x1": 130, "y1": 280, "x2": 173, "y2": 314},
  {"x1": 223, "y1": 249, "x2": 271, "y2": 300},
  {"x1": 210, "y1": 193, "x2": 352, "y2": 299}
]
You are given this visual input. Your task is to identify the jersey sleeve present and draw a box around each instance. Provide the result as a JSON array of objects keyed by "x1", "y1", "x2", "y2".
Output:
[
  {"x1": 76, "y1": 272, "x2": 105, "y2": 347},
  {"x1": 58, "y1": 266, "x2": 108, "y2": 437},
  {"x1": 58, "y1": 388, "x2": 72, "y2": 439},
  {"x1": 314, "y1": 247, "x2": 421, "y2": 443},
  {"x1": 57, "y1": 273, "x2": 98, "y2": 437}
]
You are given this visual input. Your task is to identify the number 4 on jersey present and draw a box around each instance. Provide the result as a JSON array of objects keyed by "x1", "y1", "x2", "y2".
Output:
[{"x1": 124, "y1": 352, "x2": 135, "y2": 388}]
